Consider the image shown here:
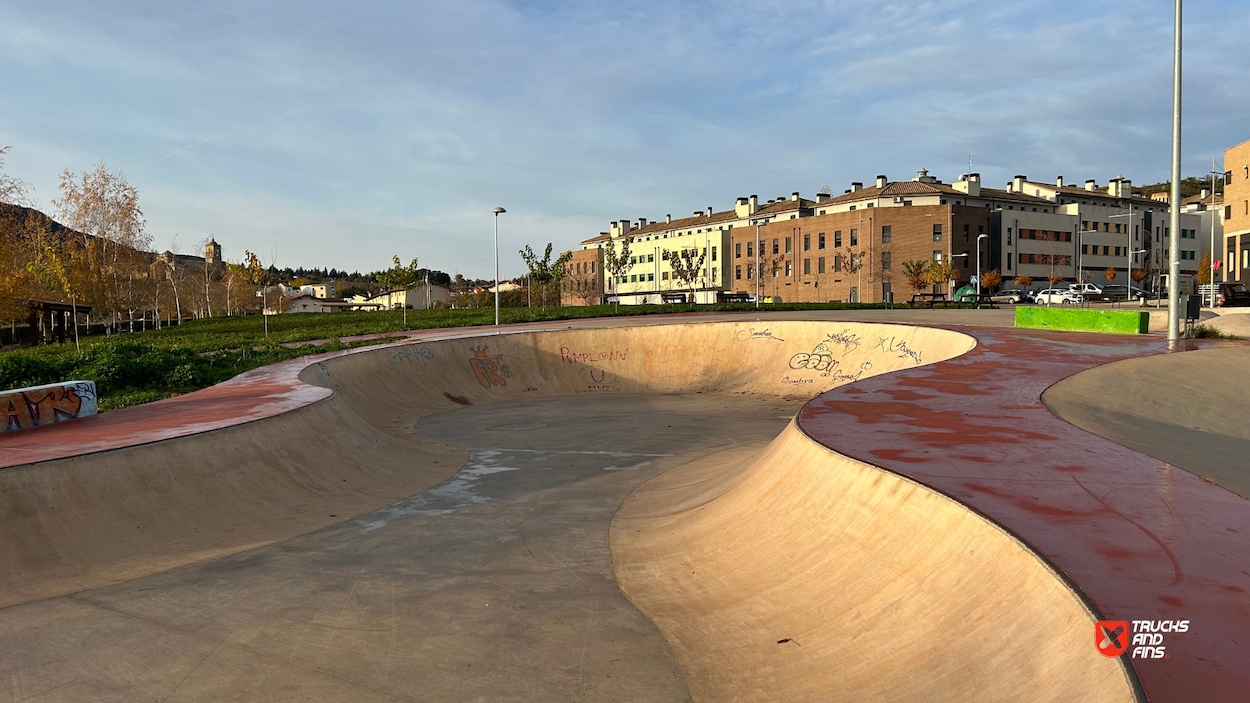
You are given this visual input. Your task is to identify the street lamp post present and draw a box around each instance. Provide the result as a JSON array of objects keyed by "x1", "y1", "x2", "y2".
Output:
[
  {"x1": 755, "y1": 222, "x2": 761, "y2": 309},
  {"x1": 1130, "y1": 249, "x2": 1148, "y2": 303},
  {"x1": 492, "y1": 207, "x2": 506, "y2": 327},
  {"x1": 975, "y1": 233, "x2": 989, "y2": 304},
  {"x1": 1166, "y1": 0, "x2": 1182, "y2": 341}
]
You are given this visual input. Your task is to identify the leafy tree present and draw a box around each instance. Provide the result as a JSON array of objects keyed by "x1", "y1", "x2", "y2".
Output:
[
  {"x1": 980, "y1": 268, "x2": 1002, "y2": 292},
  {"x1": 26, "y1": 244, "x2": 84, "y2": 352},
  {"x1": 1104, "y1": 267, "x2": 1118, "y2": 285},
  {"x1": 664, "y1": 247, "x2": 706, "y2": 308},
  {"x1": 1197, "y1": 253, "x2": 1212, "y2": 285},
  {"x1": 377, "y1": 255, "x2": 420, "y2": 323},
  {"x1": 1014, "y1": 275, "x2": 1032, "y2": 287},
  {"x1": 926, "y1": 259, "x2": 955, "y2": 294},
  {"x1": 902, "y1": 260, "x2": 930, "y2": 294},
  {"x1": 519, "y1": 243, "x2": 572, "y2": 309},
  {"x1": 244, "y1": 250, "x2": 272, "y2": 337},
  {"x1": 601, "y1": 237, "x2": 633, "y2": 312}
]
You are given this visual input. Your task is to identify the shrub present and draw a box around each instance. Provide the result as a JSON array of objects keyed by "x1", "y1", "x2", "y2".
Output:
[{"x1": 0, "y1": 353, "x2": 60, "y2": 390}]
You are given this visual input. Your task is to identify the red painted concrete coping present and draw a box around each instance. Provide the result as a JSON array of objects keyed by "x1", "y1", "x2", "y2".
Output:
[
  {"x1": 0, "y1": 321, "x2": 570, "y2": 469},
  {"x1": 797, "y1": 327, "x2": 1250, "y2": 702}
]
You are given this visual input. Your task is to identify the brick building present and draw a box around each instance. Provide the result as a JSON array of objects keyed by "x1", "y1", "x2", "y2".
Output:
[{"x1": 1224, "y1": 139, "x2": 1250, "y2": 284}]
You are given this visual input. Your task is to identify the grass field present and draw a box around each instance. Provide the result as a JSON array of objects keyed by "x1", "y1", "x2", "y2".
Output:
[{"x1": 0, "y1": 301, "x2": 963, "y2": 411}]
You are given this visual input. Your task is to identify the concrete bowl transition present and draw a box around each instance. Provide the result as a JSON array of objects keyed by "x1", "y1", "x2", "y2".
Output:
[{"x1": 0, "y1": 315, "x2": 1245, "y2": 701}]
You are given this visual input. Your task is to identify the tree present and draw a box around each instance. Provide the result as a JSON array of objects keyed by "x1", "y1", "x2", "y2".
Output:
[
  {"x1": 1104, "y1": 267, "x2": 1118, "y2": 285},
  {"x1": 926, "y1": 259, "x2": 956, "y2": 295},
  {"x1": 244, "y1": 250, "x2": 272, "y2": 336},
  {"x1": 0, "y1": 146, "x2": 33, "y2": 206},
  {"x1": 841, "y1": 249, "x2": 863, "y2": 301},
  {"x1": 519, "y1": 243, "x2": 572, "y2": 310},
  {"x1": 1197, "y1": 253, "x2": 1212, "y2": 285},
  {"x1": 903, "y1": 260, "x2": 930, "y2": 294},
  {"x1": 378, "y1": 255, "x2": 420, "y2": 323},
  {"x1": 601, "y1": 237, "x2": 633, "y2": 312},
  {"x1": 26, "y1": 245, "x2": 84, "y2": 352},
  {"x1": 664, "y1": 246, "x2": 707, "y2": 308},
  {"x1": 980, "y1": 268, "x2": 1002, "y2": 292},
  {"x1": 224, "y1": 261, "x2": 249, "y2": 316},
  {"x1": 766, "y1": 253, "x2": 786, "y2": 299},
  {"x1": 53, "y1": 163, "x2": 149, "y2": 329},
  {"x1": 1131, "y1": 269, "x2": 1147, "y2": 285},
  {"x1": 1014, "y1": 275, "x2": 1032, "y2": 287}
]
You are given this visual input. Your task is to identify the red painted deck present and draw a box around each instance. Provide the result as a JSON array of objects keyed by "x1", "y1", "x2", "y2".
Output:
[{"x1": 798, "y1": 327, "x2": 1250, "y2": 701}]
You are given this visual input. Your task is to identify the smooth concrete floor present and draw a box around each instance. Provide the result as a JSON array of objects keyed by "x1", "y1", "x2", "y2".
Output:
[{"x1": 0, "y1": 394, "x2": 798, "y2": 702}]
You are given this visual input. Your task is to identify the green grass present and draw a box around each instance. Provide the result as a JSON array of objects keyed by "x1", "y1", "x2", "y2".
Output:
[{"x1": 0, "y1": 301, "x2": 985, "y2": 411}]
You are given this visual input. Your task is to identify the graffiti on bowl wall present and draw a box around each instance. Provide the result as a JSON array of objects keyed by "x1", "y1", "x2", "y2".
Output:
[
  {"x1": 469, "y1": 346, "x2": 511, "y2": 388},
  {"x1": 387, "y1": 346, "x2": 435, "y2": 368},
  {"x1": 874, "y1": 335, "x2": 923, "y2": 365},
  {"x1": 735, "y1": 328, "x2": 784, "y2": 342}
]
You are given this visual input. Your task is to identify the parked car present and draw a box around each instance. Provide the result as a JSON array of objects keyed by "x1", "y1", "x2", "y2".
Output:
[
  {"x1": 1068, "y1": 282, "x2": 1115, "y2": 302},
  {"x1": 1034, "y1": 288, "x2": 1083, "y2": 305},
  {"x1": 990, "y1": 289, "x2": 1028, "y2": 304},
  {"x1": 1102, "y1": 285, "x2": 1150, "y2": 301},
  {"x1": 1201, "y1": 283, "x2": 1250, "y2": 307}
]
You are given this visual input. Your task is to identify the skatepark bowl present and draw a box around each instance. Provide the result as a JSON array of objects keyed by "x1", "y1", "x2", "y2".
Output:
[{"x1": 1, "y1": 314, "x2": 1247, "y2": 702}]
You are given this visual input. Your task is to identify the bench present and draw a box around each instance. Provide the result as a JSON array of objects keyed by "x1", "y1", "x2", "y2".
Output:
[
  {"x1": 720, "y1": 293, "x2": 751, "y2": 304},
  {"x1": 661, "y1": 292, "x2": 689, "y2": 305},
  {"x1": 909, "y1": 293, "x2": 951, "y2": 309}
]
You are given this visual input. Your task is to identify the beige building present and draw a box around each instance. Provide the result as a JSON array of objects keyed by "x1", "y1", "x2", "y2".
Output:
[{"x1": 355, "y1": 282, "x2": 451, "y2": 310}]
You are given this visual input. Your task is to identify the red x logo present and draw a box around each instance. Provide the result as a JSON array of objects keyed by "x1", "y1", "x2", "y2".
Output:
[{"x1": 1096, "y1": 621, "x2": 1129, "y2": 657}]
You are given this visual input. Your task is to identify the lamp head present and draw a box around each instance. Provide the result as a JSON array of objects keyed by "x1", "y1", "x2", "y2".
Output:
[{"x1": 492, "y1": 207, "x2": 506, "y2": 214}]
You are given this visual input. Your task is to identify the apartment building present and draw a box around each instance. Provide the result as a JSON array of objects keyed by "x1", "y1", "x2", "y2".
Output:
[
  {"x1": 577, "y1": 167, "x2": 1204, "y2": 304},
  {"x1": 1224, "y1": 139, "x2": 1250, "y2": 284}
]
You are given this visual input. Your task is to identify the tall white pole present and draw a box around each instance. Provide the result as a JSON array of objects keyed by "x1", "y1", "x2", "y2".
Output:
[
  {"x1": 1210, "y1": 155, "x2": 1218, "y2": 307},
  {"x1": 492, "y1": 207, "x2": 506, "y2": 326},
  {"x1": 1166, "y1": 0, "x2": 1182, "y2": 341}
]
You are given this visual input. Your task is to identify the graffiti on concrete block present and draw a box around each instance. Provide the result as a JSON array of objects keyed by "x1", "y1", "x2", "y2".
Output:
[
  {"x1": 2, "y1": 381, "x2": 98, "y2": 432},
  {"x1": 311, "y1": 362, "x2": 343, "y2": 390},
  {"x1": 788, "y1": 330, "x2": 863, "y2": 378},
  {"x1": 387, "y1": 346, "x2": 435, "y2": 368},
  {"x1": 469, "y1": 346, "x2": 511, "y2": 388},
  {"x1": 578, "y1": 365, "x2": 618, "y2": 391}
]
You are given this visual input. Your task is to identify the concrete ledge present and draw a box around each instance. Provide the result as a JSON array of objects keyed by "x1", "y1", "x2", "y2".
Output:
[
  {"x1": 1015, "y1": 306, "x2": 1149, "y2": 334},
  {"x1": 2, "y1": 381, "x2": 97, "y2": 432}
]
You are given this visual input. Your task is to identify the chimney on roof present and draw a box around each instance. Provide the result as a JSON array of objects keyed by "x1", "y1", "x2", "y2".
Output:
[
  {"x1": 1056, "y1": 176, "x2": 1064, "y2": 187},
  {"x1": 953, "y1": 172, "x2": 981, "y2": 197},
  {"x1": 791, "y1": 191, "x2": 800, "y2": 201},
  {"x1": 693, "y1": 210, "x2": 703, "y2": 217},
  {"x1": 850, "y1": 182, "x2": 862, "y2": 192},
  {"x1": 1108, "y1": 176, "x2": 1128, "y2": 198},
  {"x1": 666, "y1": 214, "x2": 672, "y2": 224},
  {"x1": 1201, "y1": 186, "x2": 1211, "y2": 200},
  {"x1": 749, "y1": 194, "x2": 758, "y2": 215},
  {"x1": 638, "y1": 217, "x2": 648, "y2": 228},
  {"x1": 844, "y1": 189, "x2": 851, "y2": 194},
  {"x1": 1013, "y1": 175, "x2": 1027, "y2": 192},
  {"x1": 876, "y1": 175, "x2": 887, "y2": 188},
  {"x1": 735, "y1": 197, "x2": 751, "y2": 218},
  {"x1": 1006, "y1": 181, "x2": 1013, "y2": 192},
  {"x1": 1085, "y1": 179, "x2": 1097, "y2": 192},
  {"x1": 707, "y1": 206, "x2": 713, "y2": 216},
  {"x1": 816, "y1": 193, "x2": 831, "y2": 203}
]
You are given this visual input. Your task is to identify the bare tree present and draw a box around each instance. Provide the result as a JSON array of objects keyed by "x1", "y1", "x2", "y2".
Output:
[
  {"x1": 0, "y1": 146, "x2": 33, "y2": 206},
  {"x1": 664, "y1": 246, "x2": 706, "y2": 308},
  {"x1": 601, "y1": 237, "x2": 632, "y2": 312}
]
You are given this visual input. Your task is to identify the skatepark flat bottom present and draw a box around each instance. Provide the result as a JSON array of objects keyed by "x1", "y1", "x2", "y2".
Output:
[{"x1": 0, "y1": 394, "x2": 795, "y2": 702}]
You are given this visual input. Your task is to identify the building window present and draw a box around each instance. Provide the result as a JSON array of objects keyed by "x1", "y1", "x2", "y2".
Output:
[
  {"x1": 630, "y1": 256, "x2": 637, "y2": 265},
  {"x1": 746, "y1": 264, "x2": 754, "y2": 279},
  {"x1": 820, "y1": 232, "x2": 827, "y2": 249},
  {"x1": 834, "y1": 254, "x2": 842, "y2": 271},
  {"x1": 772, "y1": 238, "x2": 779, "y2": 255},
  {"x1": 933, "y1": 250, "x2": 942, "y2": 261},
  {"x1": 881, "y1": 225, "x2": 891, "y2": 244},
  {"x1": 818, "y1": 257, "x2": 826, "y2": 274},
  {"x1": 747, "y1": 241, "x2": 754, "y2": 258},
  {"x1": 735, "y1": 243, "x2": 741, "y2": 259},
  {"x1": 849, "y1": 286, "x2": 858, "y2": 303},
  {"x1": 785, "y1": 236, "x2": 792, "y2": 254},
  {"x1": 662, "y1": 271, "x2": 669, "y2": 280},
  {"x1": 711, "y1": 246, "x2": 717, "y2": 261},
  {"x1": 1181, "y1": 250, "x2": 1196, "y2": 260},
  {"x1": 1007, "y1": 257, "x2": 1012, "y2": 271},
  {"x1": 1007, "y1": 228, "x2": 1012, "y2": 244},
  {"x1": 963, "y1": 223, "x2": 970, "y2": 242},
  {"x1": 735, "y1": 265, "x2": 742, "y2": 280},
  {"x1": 881, "y1": 282, "x2": 892, "y2": 302},
  {"x1": 933, "y1": 224, "x2": 942, "y2": 242},
  {"x1": 850, "y1": 228, "x2": 858, "y2": 246},
  {"x1": 648, "y1": 273, "x2": 655, "y2": 281},
  {"x1": 630, "y1": 274, "x2": 637, "y2": 282},
  {"x1": 803, "y1": 258, "x2": 811, "y2": 275},
  {"x1": 804, "y1": 234, "x2": 811, "y2": 251},
  {"x1": 785, "y1": 260, "x2": 793, "y2": 276},
  {"x1": 647, "y1": 254, "x2": 654, "y2": 262},
  {"x1": 881, "y1": 251, "x2": 892, "y2": 269}
]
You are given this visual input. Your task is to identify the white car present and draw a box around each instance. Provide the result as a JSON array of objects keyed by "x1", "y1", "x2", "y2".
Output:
[{"x1": 1034, "y1": 288, "x2": 1083, "y2": 305}]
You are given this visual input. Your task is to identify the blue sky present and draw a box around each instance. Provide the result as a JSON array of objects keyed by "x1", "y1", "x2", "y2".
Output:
[{"x1": 2, "y1": 0, "x2": 1247, "y2": 278}]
